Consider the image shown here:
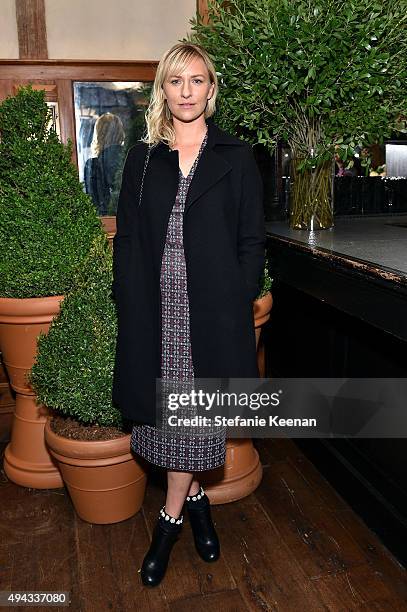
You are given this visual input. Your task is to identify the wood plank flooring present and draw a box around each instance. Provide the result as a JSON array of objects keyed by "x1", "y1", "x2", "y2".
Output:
[{"x1": 1, "y1": 425, "x2": 406, "y2": 611}]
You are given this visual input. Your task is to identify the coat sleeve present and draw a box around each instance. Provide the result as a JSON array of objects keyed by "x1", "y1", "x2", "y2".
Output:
[
  {"x1": 111, "y1": 144, "x2": 144, "y2": 300},
  {"x1": 237, "y1": 144, "x2": 266, "y2": 301}
]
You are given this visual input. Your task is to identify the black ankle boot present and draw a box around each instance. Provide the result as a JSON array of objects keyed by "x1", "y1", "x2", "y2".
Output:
[
  {"x1": 140, "y1": 506, "x2": 183, "y2": 587},
  {"x1": 186, "y1": 486, "x2": 220, "y2": 562}
]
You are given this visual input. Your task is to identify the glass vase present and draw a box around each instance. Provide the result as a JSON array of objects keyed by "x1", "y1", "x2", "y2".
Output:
[{"x1": 289, "y1": 158, "x2": 334, "y2": 230}]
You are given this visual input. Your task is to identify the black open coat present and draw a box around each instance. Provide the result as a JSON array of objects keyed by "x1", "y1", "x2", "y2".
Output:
[{"x1": 111, "y1": 117, "x2": 266, "y2": 426}]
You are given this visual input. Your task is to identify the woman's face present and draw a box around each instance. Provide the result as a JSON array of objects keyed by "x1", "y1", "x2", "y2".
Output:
[{"x1": 162, "y1": 55, "x2": 215, "y2": 124}]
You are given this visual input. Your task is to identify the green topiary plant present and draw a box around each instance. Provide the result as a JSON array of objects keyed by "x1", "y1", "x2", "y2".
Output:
[
  {"x1": 187, "y1": 0, "x2": 407, "y2": 227},
  {"x1": 0, "y1": 85, "x2": 102, "y2": 298},
  {"x1": 29, "y1": 232, "x2": 122, "y2": 429}
]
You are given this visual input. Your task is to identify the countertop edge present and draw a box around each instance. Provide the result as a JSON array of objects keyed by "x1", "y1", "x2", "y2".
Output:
[{"x1": 266, "y1": 230, "x2": 407, "y2": 288}]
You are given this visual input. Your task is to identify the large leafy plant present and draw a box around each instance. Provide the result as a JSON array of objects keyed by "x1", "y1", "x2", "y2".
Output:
[
  {"x1": 29, "y1": 232, "x2": 122, "y2": 429},
  {"x1": 188, "y1": 0, "x2": 407, "y2": 169},
  {"x1": 0, "y1": 85, "x2": 102, "y2": 297}
]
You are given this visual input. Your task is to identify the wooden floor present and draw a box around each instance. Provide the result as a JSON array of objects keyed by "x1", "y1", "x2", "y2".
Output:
[{"x1": 1, "y1": 424, "x2": 407, "y2": 611}]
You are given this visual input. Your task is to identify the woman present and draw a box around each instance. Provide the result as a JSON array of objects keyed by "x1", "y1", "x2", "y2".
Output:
[
  {"x1": 112, "y1": 42, "x2": 265, "y2": 587},
  {"x1": 84, "y1": 113, "x2": 125, "y2": 215}
]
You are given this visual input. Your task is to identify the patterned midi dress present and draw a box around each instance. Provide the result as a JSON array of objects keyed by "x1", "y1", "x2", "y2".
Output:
[{"x1": 130, "y1": 126, "x2": 227, "y2": 472}]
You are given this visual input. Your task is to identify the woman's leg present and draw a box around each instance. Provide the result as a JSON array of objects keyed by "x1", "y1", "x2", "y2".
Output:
[
  {"x1": 187, "y1": 476, "x2": 200, "y2": 497},
  {"x1": 165, "y1": 470, "x2": 200, "y2": 518}
]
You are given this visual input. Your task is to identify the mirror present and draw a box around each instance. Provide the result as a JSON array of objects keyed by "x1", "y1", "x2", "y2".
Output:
[{"x1": 73, "y1": 81, "x2": 152, "y2": 216}]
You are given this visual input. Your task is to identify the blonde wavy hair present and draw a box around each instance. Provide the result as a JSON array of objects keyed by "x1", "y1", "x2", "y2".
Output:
[{"x1": 142, "y1": 42, "x2": 218, "y2": 147}]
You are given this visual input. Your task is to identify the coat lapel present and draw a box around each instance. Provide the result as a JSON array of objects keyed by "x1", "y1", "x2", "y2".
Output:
[
  {"x1": 143, "y1": 145, "x2": 178, "y2": 268},
  {"x1": 184, "y1": 145, "x2": 232, "y2": 215},
  {"x1": 146, "y1": 117, "x2": 245, "y2": 224},
  {"x1": 185, "y1": 117, "x2": 245, "y2": 215}
]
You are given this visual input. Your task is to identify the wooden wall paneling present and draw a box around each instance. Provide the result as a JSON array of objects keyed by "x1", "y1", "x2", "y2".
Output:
[
  {"x1": 197, "y1": 0, "x2": 210, "y2": 24},
  {"x1": 13, "y1": 81, "x2": 57, "y2": 100},
  {"x1": 0, "y1": 61, "x2": 157, "y2": 82},
  {"x1": 15, "y1": 0, "x2": 48, "y2": 60},
  {"x1": 55, "y1": 79, "x2": 77, "y2": 164},
  {"x1": 0, "y1": 79, "x2": 13, "y2": 101},
  {"x1": 0, "y1": 80, "x2": 14, "y2": 102},
  {"x1": 197, "y1": 0, "x2": 232, "y2": 24}
]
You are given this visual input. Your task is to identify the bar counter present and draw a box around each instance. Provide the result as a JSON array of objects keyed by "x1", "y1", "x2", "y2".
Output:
[
  {"x1": 267, "y1": 213, "x2": 407, "y2": 282},
  {"x1": 265, "y1": 214, "x2": 407, "y2": 341},
  {"x1": 264, "y1": 213, "x2": 407, "y2": 559}
]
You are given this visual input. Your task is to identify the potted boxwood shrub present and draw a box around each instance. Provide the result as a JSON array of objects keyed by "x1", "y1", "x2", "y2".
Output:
[
  {"x1": 29, "y1": 233, "x2": 147, "y2": 525},
  {"x1": 189, "y1": 0, "x2": 407, "y2": 229},
  {"x1": 0, "y1": 85, "x2": 102, "y2": 487}
]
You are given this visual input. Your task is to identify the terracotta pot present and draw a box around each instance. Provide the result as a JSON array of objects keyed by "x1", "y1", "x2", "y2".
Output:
[
  {"x1": 0, "y1": 295, "x2": 64, "y2": 488},
  {"x1": 254, "y1": 291, "x2": 273, "y2": 349},
  {"x1": 254, "y1": 291, "x2": 273, "y2": 378},
  {"x1": 100, "y1": 215, "x2": 116, "y2": 248},
  {"x1": 0, "y1": 359, "x2": 15, "y2": 423},
  {"x1": 45, "y1": 418, "x2": 147, "y2": 524},
  {"x1": 0, "y1": 296, "x2": 63, "y2": 393},
  {"x1": 201, "y1": 438, "x2": 263, "y2": 505}
]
